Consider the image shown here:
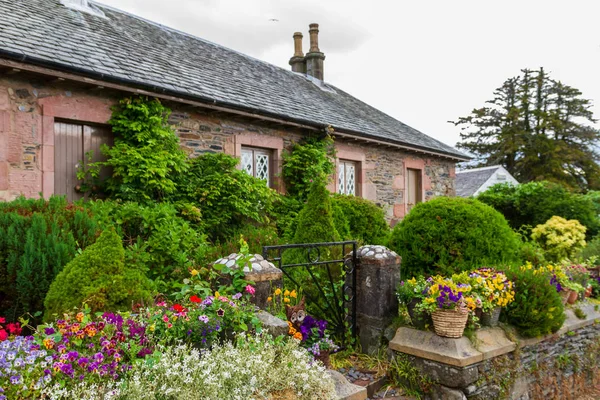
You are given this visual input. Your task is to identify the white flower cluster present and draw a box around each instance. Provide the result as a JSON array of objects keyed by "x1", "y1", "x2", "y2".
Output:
[{"x1": 121, "y1": 335, "x2": 336, "y2": 400}]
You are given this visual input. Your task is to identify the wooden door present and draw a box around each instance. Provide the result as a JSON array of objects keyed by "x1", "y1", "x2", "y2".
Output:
[{"x1": 54, "y1": 122, "x2": 112, "y2": 202}]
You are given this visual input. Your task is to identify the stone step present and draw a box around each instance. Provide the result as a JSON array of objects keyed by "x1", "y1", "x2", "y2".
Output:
[{"x1": 328, "y1": 370, "x2": 368, "y2": 400}]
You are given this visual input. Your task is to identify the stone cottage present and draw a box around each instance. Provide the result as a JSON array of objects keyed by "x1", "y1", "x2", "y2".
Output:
[{"x1": 0, "y1": 0, "x2": 467, "y2": 224}]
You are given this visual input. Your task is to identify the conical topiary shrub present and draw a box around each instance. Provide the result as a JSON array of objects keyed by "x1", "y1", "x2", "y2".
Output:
[{"x1": 44, "y1": 229, "x2": 153, "y2": 320}]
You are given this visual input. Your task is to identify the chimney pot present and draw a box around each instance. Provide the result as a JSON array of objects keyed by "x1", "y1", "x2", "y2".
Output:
[
  {"x1": 289, "y1": 32, "x2": 306, "y2": 73},
  {"x1": 308, "y1": 23, "x2": 320, "y2": 52},
  {"x1": 293, "y1": 32, "x2": 304, "y2": 57}
]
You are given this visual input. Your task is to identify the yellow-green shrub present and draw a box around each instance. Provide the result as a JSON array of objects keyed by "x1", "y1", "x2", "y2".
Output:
[{"x1": 531, "y1": 216, "x2": 586, "y2": 262}]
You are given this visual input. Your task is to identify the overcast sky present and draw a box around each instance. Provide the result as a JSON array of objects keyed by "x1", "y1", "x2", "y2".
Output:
[{"x1": 97, "y1": 0, "x2": 600, "y2": 150}]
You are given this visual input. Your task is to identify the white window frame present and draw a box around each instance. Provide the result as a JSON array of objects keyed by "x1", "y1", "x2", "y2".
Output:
[
  {"x1": 241, "y1": 146, "x2": 271, "y2": 187},
  {"x1": 338, "y1": 160, "x2": 357, "y2": 196}
]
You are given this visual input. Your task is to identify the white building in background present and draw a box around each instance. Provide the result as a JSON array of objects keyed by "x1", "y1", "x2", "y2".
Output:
[{"x1": 456, "y1": 165, "x2": 519, "y2": 197}]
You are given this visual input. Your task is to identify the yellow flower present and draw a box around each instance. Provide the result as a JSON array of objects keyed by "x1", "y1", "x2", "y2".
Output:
[
  {"x1": 191, "y1": 269, "x2": 199, "y2": 276},
  {"x1": 214, "y1": 291, "x2": 220, "y2": 298},
  {"x1": 149, "y1": 324, "x2": 156, "y2": 332},
  {"x1": 284, "y1": 297, "x2": 290, "y2": 303},
  {"x1": 274, "y1": 288, "x2": 282, "y2": 296},
  {"x1": 267, "y1": 297, "x2": 272, "y2": 302},
  {"x1": 290, "y1": 290, "x2": 297, "y2": 298},
  {"x1": 284, "y1": 290, "x2": 290, "y2": 297}
]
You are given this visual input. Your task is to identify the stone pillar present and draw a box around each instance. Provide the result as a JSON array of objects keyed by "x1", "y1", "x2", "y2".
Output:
[
  {"x1": 289, "y1": 32, "x2": 306, "y2": 73},
  {"x1": 213, "y1": 253, "x2": 283, "y2": 309},
  {"x1": 349, "y1": 245, "x2": 401, "y2": 354},
  {"x1": 305, "y1": 23, "x2": 325, "y2": 80}
]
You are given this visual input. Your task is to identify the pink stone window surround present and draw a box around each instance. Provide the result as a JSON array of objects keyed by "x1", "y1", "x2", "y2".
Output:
[
  {"x1": 39, "y1": 95, "x2": 113, "y2": 198},
  {"x1": 334, "y1": 146, "x2": 365, "y2": 197},
  {"x1": 229, "y1": 133, "x2": 284, "y2": 192}
]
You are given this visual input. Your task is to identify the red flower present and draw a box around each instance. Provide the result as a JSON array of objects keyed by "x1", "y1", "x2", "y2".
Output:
[
  {"x1": 173, "y1": 304, "x2": 185, "y2": 313},
  {"x1": 190, "y1": 295, "x2": 202, "y2": 304},
  {"x1": 0, "y1": 317, "x2": 5, "y2": 324},
  {"x1": 7, "y1": 322, "x2": 21, "y2": 335},
  {"x1": 0, "y1": 329, "x2": 7, "y2": 341}
]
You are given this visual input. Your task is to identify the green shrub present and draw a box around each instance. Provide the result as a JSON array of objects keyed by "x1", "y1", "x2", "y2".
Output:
[
  {"x1": 282, "y1": 134, "x2": 336, "y2": 202},
  {"x1": 388, "y1": 197, "x2": 522, "y2": 277},
  {"x1": 99, "y1": 97, "x2": 189, "y2": 202},
  {"x1": 290, "y1": 180, "x2": 340, "y2": 245},
  {"x1": 272, "y1": 195, "x2": 303, "y2": 241},
  {"x1": 0, "y1": 196, "x2": 98, "y2": 320},
  {"x1": 174, "y1": 153, "x2": 278, "y2": 242},
  {"x1": 85, "y1": 200, "x2": 206, "y2": 287},
  {"x1": 577, "y1": 236, "x2": 600, "y2": 262},
  {"x1": 501, "y1": 265, "x2": 566, "y2": 337},
  {"x1": 332, "y1": 194, "x2": 390, "y2": 245},
  {"x1": 44, "y1": 230, "x2": 153, "y2": 319},
  {"x1": 332, "y1": 201, "x2": 351, "y2": 241},
  {"x1": 477, "y1": 181, "x2": 599, "y2": 238}
]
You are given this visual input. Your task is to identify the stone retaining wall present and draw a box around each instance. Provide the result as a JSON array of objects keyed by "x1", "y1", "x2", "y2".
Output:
[{"x1": 389, "y1": 302, "x2": 600, "y2": 400}]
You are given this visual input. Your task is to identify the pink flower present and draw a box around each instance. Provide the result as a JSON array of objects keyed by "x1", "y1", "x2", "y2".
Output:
[
  {"x1": 245, "y1": 285, "x2": 256, "y2": 296},
  {"x1": 0, "y1": 329, "x2": 7, "y2": 341}
]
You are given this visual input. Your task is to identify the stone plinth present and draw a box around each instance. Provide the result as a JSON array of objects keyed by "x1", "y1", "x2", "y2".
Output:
[
  {"x1": 347, "y1": 245, "x2": 401, "y2": 354},
  {"x1": 213, "y1": 253, "x2": 282, "y2": 309}
]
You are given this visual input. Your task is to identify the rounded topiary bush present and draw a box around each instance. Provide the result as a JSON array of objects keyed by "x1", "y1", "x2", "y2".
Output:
[
  {"x1": 501, "y1": 265, "x2": 565, "y2": 337},
  {"x1": 44, "y1": 229, "x2": 153, "y2": 320},
  {"x1": 388, "y1": 197, "x2": 522, "y2": 277},
  {"x1": 331, "y1": 194, "x2": 390, "y2": 245}
]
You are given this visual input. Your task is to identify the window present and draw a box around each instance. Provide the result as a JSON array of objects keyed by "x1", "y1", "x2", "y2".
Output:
[
  {"x1": 241, "y1": 147, "x2": 271, "y2": 186},
  {"x1": 338, "y1": 160, "x2": 357, "y2": 196},
  {"x1": 54, "y1": 122, "x2": 112, "y2": 202},
  {"x1": 406, "y1": 168, "x2": 422, "y2": 212}
]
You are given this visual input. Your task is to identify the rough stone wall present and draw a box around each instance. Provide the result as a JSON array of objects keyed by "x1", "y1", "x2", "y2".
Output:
[
  {"x1": 401, "y1": 323, "x2": 600, "y2": 400},
  {"x1": 0, "y1": 72, "x2": 456, "y2": 223}
]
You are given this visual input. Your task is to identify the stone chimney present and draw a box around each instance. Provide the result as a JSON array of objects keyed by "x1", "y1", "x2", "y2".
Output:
[
  {"x1": 305, "y1": 23, "x2": 325, "y2": 81},
  {"x1": 289, "y1": 23, "x2": 325, "y2": 81},
  {"x1": 289, "y1": 32, "x2": 306, "y2": 73}
]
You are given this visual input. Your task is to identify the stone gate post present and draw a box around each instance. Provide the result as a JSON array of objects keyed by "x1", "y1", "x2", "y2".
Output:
[{"x1": 348, "y1": 245, "x2": 401, "y2": 354}]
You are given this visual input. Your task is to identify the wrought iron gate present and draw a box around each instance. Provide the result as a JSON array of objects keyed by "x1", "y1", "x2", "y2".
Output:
[{"x1": 262, "y1": 241, "x2": 357, "y2": 345}]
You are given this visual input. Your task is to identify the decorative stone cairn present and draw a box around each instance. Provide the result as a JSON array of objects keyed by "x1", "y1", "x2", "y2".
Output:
[
  {"x1": 212, "y1": 253, "x2": 283, "y2": 310},
  {"x1": 346, "y1": 245, "x2": 401, "y2": 355}
]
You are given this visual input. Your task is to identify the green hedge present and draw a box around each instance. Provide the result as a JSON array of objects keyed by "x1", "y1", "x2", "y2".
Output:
[
  {"x1": 388, "y1": 197, "x2": 522, "y2": 277},
  {"x1": 332, "y1": 194, "x2": 390, "y2": 245}
]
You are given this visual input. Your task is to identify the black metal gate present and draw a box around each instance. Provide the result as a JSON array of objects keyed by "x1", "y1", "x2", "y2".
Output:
[{"x1": 262, "y1": 241, "x2": 357, "y2": 346}]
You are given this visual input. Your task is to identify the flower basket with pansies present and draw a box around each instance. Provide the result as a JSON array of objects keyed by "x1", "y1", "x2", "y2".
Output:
[{"x1": 416, "y1": 277, "x2": 476, "y2": 338}]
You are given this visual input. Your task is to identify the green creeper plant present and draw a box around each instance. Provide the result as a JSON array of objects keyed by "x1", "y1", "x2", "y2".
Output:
[
  {"x1": 282, "y1": 132, "x2": 336, "y2": 202},
  {"x1": 388, "y1": 196, "x2": 522, "y2": 277},
  {"x1": 100, "y1": 96, "x2": 188, "y2": 202},
  {"x1": 44, "y1": 230, "x2": 153, "y2": 320}
]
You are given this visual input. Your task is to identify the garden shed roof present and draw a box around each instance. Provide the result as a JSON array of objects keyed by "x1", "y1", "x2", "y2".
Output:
[
  {"x1": 456, "y1": 165, "x2": 519, "y2": 197},
  {"x1": 0, "y1": 0, "x2": 468, "y2": 160}
]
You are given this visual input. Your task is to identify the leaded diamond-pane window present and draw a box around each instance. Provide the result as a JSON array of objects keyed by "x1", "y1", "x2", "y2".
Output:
[
  {"x1": 338, "y1": 160, "x2": 357, "y2": 196},
  {"x1": 241, "y1": 147, "x2": 271, "y2": 187}
]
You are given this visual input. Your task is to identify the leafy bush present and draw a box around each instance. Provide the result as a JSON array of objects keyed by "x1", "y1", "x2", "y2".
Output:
[
  {"x1": 477, "y1": 181, "x2": 599, "y2": 238},
  {"x1": 272, "y1": 195, "x2": 303, "y2": 241},
  {"x1": 84, "y1": 200, "x2": 205, "y2": 288},
  {"x1": 174, "y1": 153, "x2": 278, "y2": 242},
  {"x1": 44, "y1": 230, "x2": 153, "y2": 319},
  {"x1": 388, "y1": 197, "x2": 522, "y2": 277},
  {"x1": 332, "y1": 194, "x2": 390, "y2": 245},
  {"x1": 501, "y1": 265, "x2": 566, "y2": 337},
  {"x1": 117, "y1": 335, "x2": 335, "y2": 400},
  {"x1": 332, "y1": 201, "x2": 351, "y2": 240},
  {"x1": 282, "y1": 134, "x2": 336, "y2": 202},
  {"x1": 578, "y1": 236, "x2": 600, "y2": 261},
  {"x1": 99, "y1": 97, "x2": 188, "y2": 202},
  {"x1": 531, "y1": 216, "x2": 587, "y2": 262},
  {"x1": 0, "y1": 196, "x2": 98, "y2": 321}
]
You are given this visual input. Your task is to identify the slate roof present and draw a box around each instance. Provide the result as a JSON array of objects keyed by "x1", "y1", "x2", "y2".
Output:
[
  {"x1": 455, "y1": 167, "x2": 500, "y2": 197},
  {"x1": 0, "y1": 0, "x2": 468, "y2": 159}
]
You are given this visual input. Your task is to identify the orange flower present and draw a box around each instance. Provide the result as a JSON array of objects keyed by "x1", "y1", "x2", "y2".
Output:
[
  {"x1": 76, "y1": 312, "x2": 85, "y2": 322},
  {"x1": 293, "y1": 332, "x2": 303, "y2": 340}
]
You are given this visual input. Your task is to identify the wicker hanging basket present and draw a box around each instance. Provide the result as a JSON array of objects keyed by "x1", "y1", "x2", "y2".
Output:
[{"x1": 431, "y1": 307, "x2": 469, "y2": 338}]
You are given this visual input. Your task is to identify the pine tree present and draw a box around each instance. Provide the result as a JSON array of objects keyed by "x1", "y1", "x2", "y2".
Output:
[{"x1": 454, "y1": 68, "x2": 600, "y2": 191}]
